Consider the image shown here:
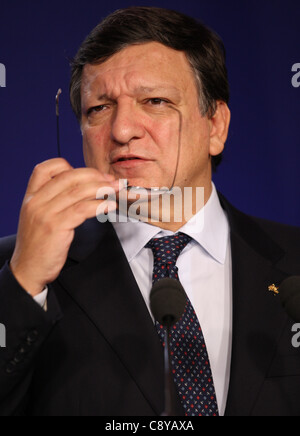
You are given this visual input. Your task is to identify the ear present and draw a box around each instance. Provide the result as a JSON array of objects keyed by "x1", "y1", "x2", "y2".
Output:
[{"x1": 208, "y1": 101, "x2": 231, "y2": 156}]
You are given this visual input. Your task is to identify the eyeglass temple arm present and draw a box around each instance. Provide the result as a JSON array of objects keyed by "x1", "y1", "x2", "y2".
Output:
[{"x1": 56, "y1": 88, "x2": 62, "y2": 157}]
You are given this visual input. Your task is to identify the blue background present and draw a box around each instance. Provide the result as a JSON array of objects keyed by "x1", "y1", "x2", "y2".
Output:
[{"x1": 0, "y1": 0, "x2": 299, "y2": 237}]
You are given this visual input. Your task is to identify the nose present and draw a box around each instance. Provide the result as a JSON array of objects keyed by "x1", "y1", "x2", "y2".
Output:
[{"x1": 110, "y1": 102, "x2": 145, "y2": 145}]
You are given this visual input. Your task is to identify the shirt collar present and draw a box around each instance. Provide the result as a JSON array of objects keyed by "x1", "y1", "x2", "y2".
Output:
[{"x1": 112, "y1": 183, "x2": 229, "y2": 265}]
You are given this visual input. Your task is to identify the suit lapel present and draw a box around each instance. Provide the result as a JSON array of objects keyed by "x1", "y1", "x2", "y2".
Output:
[
  {"x1": 57, "y1": 219, "x2": 165, "y2": 415},
  {"x1": 219, "y1": 195, "x2": 290, "y2": 416}
]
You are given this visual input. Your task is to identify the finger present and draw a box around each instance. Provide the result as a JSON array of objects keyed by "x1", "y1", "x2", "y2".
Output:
[
  {"x1": 27, "y1": 158, "x2": 74, "y2": 195},
  {"x1": 38, "y1": 180, "x2": 120, "y2": 215},
  {"x1": 29, "y1": 167, "x2": 117, "y2": 206},
  {"x1": 57, "y1": 199, "x2": 117, "y2": 230}
]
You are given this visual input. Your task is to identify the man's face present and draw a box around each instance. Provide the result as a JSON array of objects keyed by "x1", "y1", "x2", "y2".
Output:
[{"x1": 80, "y1": 42, "x2": 221, "y2": 191}]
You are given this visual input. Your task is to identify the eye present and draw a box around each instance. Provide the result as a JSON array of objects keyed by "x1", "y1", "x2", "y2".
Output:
[
  {"x1": 87, "y1": 105, "x2": 109, "y2": 115},
  {"x1": 147, "y1": 98, "x2": 170, "y2": 106}
]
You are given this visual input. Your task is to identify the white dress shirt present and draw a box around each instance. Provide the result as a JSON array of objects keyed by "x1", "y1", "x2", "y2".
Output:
[{"x1": 112, "y1": 183, "x2": 232, "y2": 416}]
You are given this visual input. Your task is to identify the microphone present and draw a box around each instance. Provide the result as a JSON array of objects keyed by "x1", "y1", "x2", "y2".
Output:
[
  {"x1": 280, "y1": 276, "x2": 300, "y2": 322},
  {"x1": 150, "y1": 278, "x2": 187, "y2": 416}
]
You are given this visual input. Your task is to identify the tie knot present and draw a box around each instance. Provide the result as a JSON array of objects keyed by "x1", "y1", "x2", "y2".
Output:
[{"x1": 146, "y1": 232, "x2": 192, "y2": 266}]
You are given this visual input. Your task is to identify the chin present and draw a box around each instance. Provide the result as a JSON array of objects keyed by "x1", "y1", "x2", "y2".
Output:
[
  {"x1": 126, "y1": 179, "x2": 152, "y2": 189},
  {"x1": 112, "y1": 174, "x2": 159, "y2": 189}
]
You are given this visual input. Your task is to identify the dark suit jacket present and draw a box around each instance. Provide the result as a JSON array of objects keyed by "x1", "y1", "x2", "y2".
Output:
[{"x1": 0, "y1": 193, "x2": 300, "y2": 416}]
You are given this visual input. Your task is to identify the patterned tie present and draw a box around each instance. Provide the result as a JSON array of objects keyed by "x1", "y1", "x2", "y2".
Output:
[{"x1": 146, "y1": 233, "x2": 219, "y2": 417}]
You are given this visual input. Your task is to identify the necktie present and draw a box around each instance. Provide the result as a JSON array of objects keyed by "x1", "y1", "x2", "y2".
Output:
[{"x1": 146, "y1": 233, "x2": 219, "y2": 417}]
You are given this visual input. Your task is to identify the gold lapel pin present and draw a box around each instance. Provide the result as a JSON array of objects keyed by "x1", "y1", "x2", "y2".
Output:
[{"x1": 268, "y1": 284, "x2": 279, "y2": 296}]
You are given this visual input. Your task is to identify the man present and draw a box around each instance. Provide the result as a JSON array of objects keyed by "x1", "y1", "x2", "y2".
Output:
[{"x1": 1, "y1": 7, "x2": 300, "y2": 416}]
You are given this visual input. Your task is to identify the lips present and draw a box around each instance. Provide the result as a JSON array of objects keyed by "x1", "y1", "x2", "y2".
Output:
[
  {"x1": 110, "y1": 153, "x2": 154, "y2": 171},
  {"x1": 115, "y1": 157, "x2": 142, "y2": 163},
  {"x1": 111, "y1": 154, "x2": 148, "y2": 164}
]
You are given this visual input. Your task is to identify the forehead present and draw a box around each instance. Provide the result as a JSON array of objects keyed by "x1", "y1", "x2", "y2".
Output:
[{"x1": 81, "y1": 42, "x2": 195, "y2": 97}]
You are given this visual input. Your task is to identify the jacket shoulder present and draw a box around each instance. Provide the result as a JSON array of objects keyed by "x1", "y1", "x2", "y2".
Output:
[
  {"x1": 252, "y1": 216, "x2": 300, "y2": 252},
  {"x1": 0, "y1": 235, "x2": 16, "y2": 267},
  {"x1": 247, "y1": 216, "x2": 300, "y2": 275},
  {"x1": 218, "y1": 192, "x2": 300, "y2": 273}
]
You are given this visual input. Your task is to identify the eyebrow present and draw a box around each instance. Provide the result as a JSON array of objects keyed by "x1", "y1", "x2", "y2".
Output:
[
  {"x1": 137, "y1": 85, "x2": 181, "y2": 95},
  {"x1": 96, "y1": 85, "x2": 182, "y2": 102}
]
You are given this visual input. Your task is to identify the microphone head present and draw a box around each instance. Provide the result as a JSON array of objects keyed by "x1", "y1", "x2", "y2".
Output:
[
  {"x1": 150, "y1": 278, "x2": 187, "y2": 327},
  {"x1": 280, "y1": 276, "x2": 300, "y2": 322}
]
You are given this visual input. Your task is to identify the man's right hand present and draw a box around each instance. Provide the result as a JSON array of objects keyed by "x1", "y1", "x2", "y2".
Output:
[{"x1": 10, "y1": 158, "x2": 120, "y2": 297}]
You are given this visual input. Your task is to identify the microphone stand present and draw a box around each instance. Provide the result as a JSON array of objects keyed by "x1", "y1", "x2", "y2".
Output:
[
  {"x1": 161, "y1": 317, "x2": 176, "y2": 417},
  {"x1": 149, "y1": 278, "x2": 187, "y2": 417}
]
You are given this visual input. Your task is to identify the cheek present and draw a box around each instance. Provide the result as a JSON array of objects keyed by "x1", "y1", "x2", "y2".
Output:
[
  {"x1": 176, "y1": 114, "x2": 212, "y2": 178},
  {"x1": 184, "y1": 113, "x2": 211, "y2": 156},
  {"x1": 82, "y1": 126, "x2": 111, "y2": 171},
  {"x1": 148, "y1": 116, "x2": 183, "y2": 157}
]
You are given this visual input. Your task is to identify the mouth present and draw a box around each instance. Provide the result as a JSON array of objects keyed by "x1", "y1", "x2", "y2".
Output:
[
  {"x1": 114, "y1": 157, "x2": 142, "y2": 162},
  {"x1": 111, "y1": 155, "x2": 153, "y2": 169}
]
